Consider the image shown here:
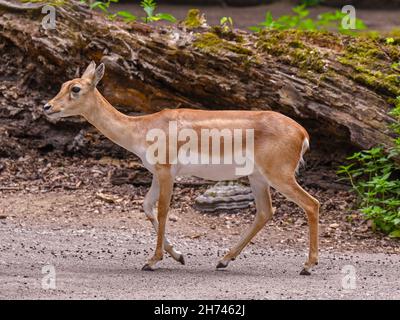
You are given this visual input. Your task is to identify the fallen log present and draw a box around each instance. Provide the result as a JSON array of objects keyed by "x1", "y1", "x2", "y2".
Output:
[{"x1": 0, "y1": 0, "x2": 399, "y2": 156}]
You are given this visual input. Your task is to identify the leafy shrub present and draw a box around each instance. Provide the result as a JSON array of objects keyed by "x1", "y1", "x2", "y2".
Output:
[
  {"x1": 249, "y1": 5, "x2": 366, "y2": 34},
  {"x1": 81, "y1": 0, "x2": 176, "y2": 23},
  {"x1": 140, "y1": 0, "x2": 176, "y2": 23},
  {"x1": 220, "y1": 16, "x2": 234, "y2": 32},
  {"x1": 86, "y1": 0, "x2": 116, "y2": 14},
  {"x1": 338, "y1": 97, "x2": 400, "y2": 238},
  {"x1": 298, "y1": 0, "x2": 324, "y2": 7}
]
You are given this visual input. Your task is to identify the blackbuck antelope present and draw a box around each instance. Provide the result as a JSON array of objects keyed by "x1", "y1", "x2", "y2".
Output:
[{"x1": 44, "y1": 62, "x2": 320, "y2": 275}]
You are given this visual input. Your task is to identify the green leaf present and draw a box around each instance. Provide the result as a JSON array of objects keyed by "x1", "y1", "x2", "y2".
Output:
[
  {"x1": 117, "y1": 11, "x2": 137, "y2": 22},
  {"x1": 292, "y1": 5, "x2": 309, "y2": 19},
  {"x1": 355, "y1": 19, "x2": 366, "y2": 30},
  {"x1": 143, "y1": 6, "x2": 154, "y2": 18},
  {"x1": 386, "y1": 37, "x2": 395, "y2": 44},
  {"x1": 155, "y1": 13, "x2": 177, "y2": 22},
  {"x1": 389, "y1": 229, "x2": 400, "y2": 238},
  {"x1": 90, "y1": 1, "x2": 105, "y2": 10},
  {"x1": 248, "y1": 26, "x2": 261, "y2": 32},
  {"x1": 141, "y1": 0, "x2": 156, "y2": 18},
  {"x1": 264, "y1": 11, "x2": 274, "y2": 27}
]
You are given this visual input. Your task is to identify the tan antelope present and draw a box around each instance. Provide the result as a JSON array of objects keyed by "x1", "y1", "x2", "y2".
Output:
[{"x1": 44, "y1": 62, "x2": 320, "y2": 275}]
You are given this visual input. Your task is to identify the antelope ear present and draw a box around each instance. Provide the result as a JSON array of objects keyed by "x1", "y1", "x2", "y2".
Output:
[
  {"x1": 81, "y1": 61, "x2": 96, "y2": 79},
  {"x1": 93, "y1": 63, "x2": 105, "y2": 87}
]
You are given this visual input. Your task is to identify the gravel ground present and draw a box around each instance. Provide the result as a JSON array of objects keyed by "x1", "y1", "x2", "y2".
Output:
[
  {"x1": 0, "y1": 216, "x2": 399, "y2": 300},
  {"x1": 0, "y1": 174, "x2": 399, "y2": 299}
]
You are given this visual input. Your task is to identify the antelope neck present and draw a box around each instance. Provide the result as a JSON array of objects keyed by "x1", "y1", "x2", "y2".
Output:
[{"x1": 81, "y1": 89, "x2": 144, "y2": 155}]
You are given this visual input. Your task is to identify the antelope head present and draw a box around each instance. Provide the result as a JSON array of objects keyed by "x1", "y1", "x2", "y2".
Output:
[{"x1": 43, "y1": 61, "x2": 105, "y2": 119}]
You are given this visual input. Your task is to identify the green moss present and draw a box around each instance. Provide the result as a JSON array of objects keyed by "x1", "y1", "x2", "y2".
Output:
[
  {"x1": 288, "y1": 40, "x2": 305, "y2": 49},
  {"x1": 183, "y1": 9, "x2": 205, "y2": 29},
  {"x1": 256, "y1": 31, "x2": 285, "y2": 55},
  {"x1": 349, "y1": 73, "x2": 399, "y2": 97},
  {"x1": 21, "y1": 0, "x2": 65, "y2": 5},
  {"x1": 345, "y1": 40, "x2": 386, "y2": 60},
  {"x1": 254, "y1": 29, "x2": 400, "y2": 96},
  {"x1": 339, "y1": 36, "x2": 400, "y2": 96},
  {"x1": 211, "y1": 26, "x2": 244, "y2": 43},
  {"x1": 256, "y1": 30, "x2": 326, "y2": 73},
  {"x1": 382, "y1": 29, "x2": 400, "y2": 45},
  {"x1": 292, "y1": 48, "x2": 325, "y2": 72},
  {"x1": 193, "y1": 32, "x2": 253, "y2": 56},
  {"x1": 249, "y1": 28, "x2": 400, "y2": 97},
  {"x1": 387, "y1": 46, "x2": 400, "y2": 61}
]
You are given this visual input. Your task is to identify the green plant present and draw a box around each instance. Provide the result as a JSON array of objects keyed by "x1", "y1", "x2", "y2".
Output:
[
  {"x1": 220, "y1": 16, "x2": 234, "y2": 32},
  {"x1": 249, "y1": 6, "x2": 314, "y2": 32},
  {"x1": 89, "y1": 0, "x2": 137, "y2": 21},
  {"x1": 250, "y1": 5, "x2": 366, "y2": 34},
  {"x1": 140, "y1": 0, "x2": 176, "y2": 23},
  {"x1": 391, "y1": 96, "x2": 400, "y2": 138},
  {"x1": 319, "y1": 10, "x2": 366, "y2": 35},
  {"x1": 80, "y1": 0, "x2": 120, "y2": 19},
  {"x1": 386, "y1": 37, "x2": 395, "y2": 44},
  {"x1": 299, "y1": 0, "x2": 324, "y2": 7},
  {"x1": 115, "y1": 10, "x2": 137, "y2": 22},
  {"x1": 81, "y1": 0, "x2": 176, "y2": 23},
  {"x1": 86, "y1": 0, "x2": 117, "y2": 14},
  {"x1": 338, "y1": 98, "x2": 400, "y2": 237}
]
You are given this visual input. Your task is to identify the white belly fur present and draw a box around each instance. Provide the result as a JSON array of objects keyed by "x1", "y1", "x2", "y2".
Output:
[
  {"x1": 176, "y1": 163, "x2": 248, "y2": 181},
  {"x1": 138, "y1": 152, "x2": 254, "y2": 181}
]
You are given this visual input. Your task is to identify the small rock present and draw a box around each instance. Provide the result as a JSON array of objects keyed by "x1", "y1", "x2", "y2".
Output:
[{"x1": 195, "y1": 181, "x2": 254, "y2": 213}]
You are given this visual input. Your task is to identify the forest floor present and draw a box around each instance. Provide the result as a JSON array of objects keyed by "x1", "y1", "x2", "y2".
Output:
[{"x1": 0, "y1": 152, "x2": 399, "y2": 299}]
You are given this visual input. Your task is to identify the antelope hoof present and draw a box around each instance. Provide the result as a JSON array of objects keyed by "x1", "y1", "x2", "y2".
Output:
[
  {"x1": 300, "y1": 268, "x2": 311, "y2": 276},
  {"x1": 178, "y1": 254, "x2": 185, "y2": 265},
  {"x1": 142, "y1": 264, "x2": 155, "y2": 271},
  {"x1": 216, "y1": 261, "x2": 229, "y2": 269}
]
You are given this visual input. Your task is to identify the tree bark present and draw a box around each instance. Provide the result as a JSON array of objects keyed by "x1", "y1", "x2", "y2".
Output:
[{"x1": 0, "y1": 0, "x2": 398, "y2": 157}]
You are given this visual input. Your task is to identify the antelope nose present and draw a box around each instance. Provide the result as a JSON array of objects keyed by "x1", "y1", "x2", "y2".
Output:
[{"x1": 43, "y1": 103, "x2": 52, "y2": 112}]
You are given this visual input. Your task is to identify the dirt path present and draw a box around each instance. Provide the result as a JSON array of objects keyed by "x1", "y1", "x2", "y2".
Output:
[
  {"x1": 0, "y1": 189, "x2": 399, "y2": 299},
  {"x1": 0, "y1": 214, "x2": 399, "y2": 299},
  {"x1": 0, "y1": 152, "x2": 398, "y2": 300}
]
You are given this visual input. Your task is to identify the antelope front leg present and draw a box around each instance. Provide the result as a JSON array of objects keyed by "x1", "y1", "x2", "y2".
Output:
[
  {"x1": 143, "y1": 176, "x2": 184, "y2": 265},
  {"x1": 142, "y1": 167, "x2": 174, "y2": 271}
]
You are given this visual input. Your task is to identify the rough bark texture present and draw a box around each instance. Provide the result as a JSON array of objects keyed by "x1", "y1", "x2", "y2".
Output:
[{"x1": 0, "y1": 0, "x2": 399, "y2": 157}]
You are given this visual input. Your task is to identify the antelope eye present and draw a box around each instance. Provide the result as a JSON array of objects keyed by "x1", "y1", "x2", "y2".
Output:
[{"x1": 71, "y1": 86, "x2": 81, "y2": 93}]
